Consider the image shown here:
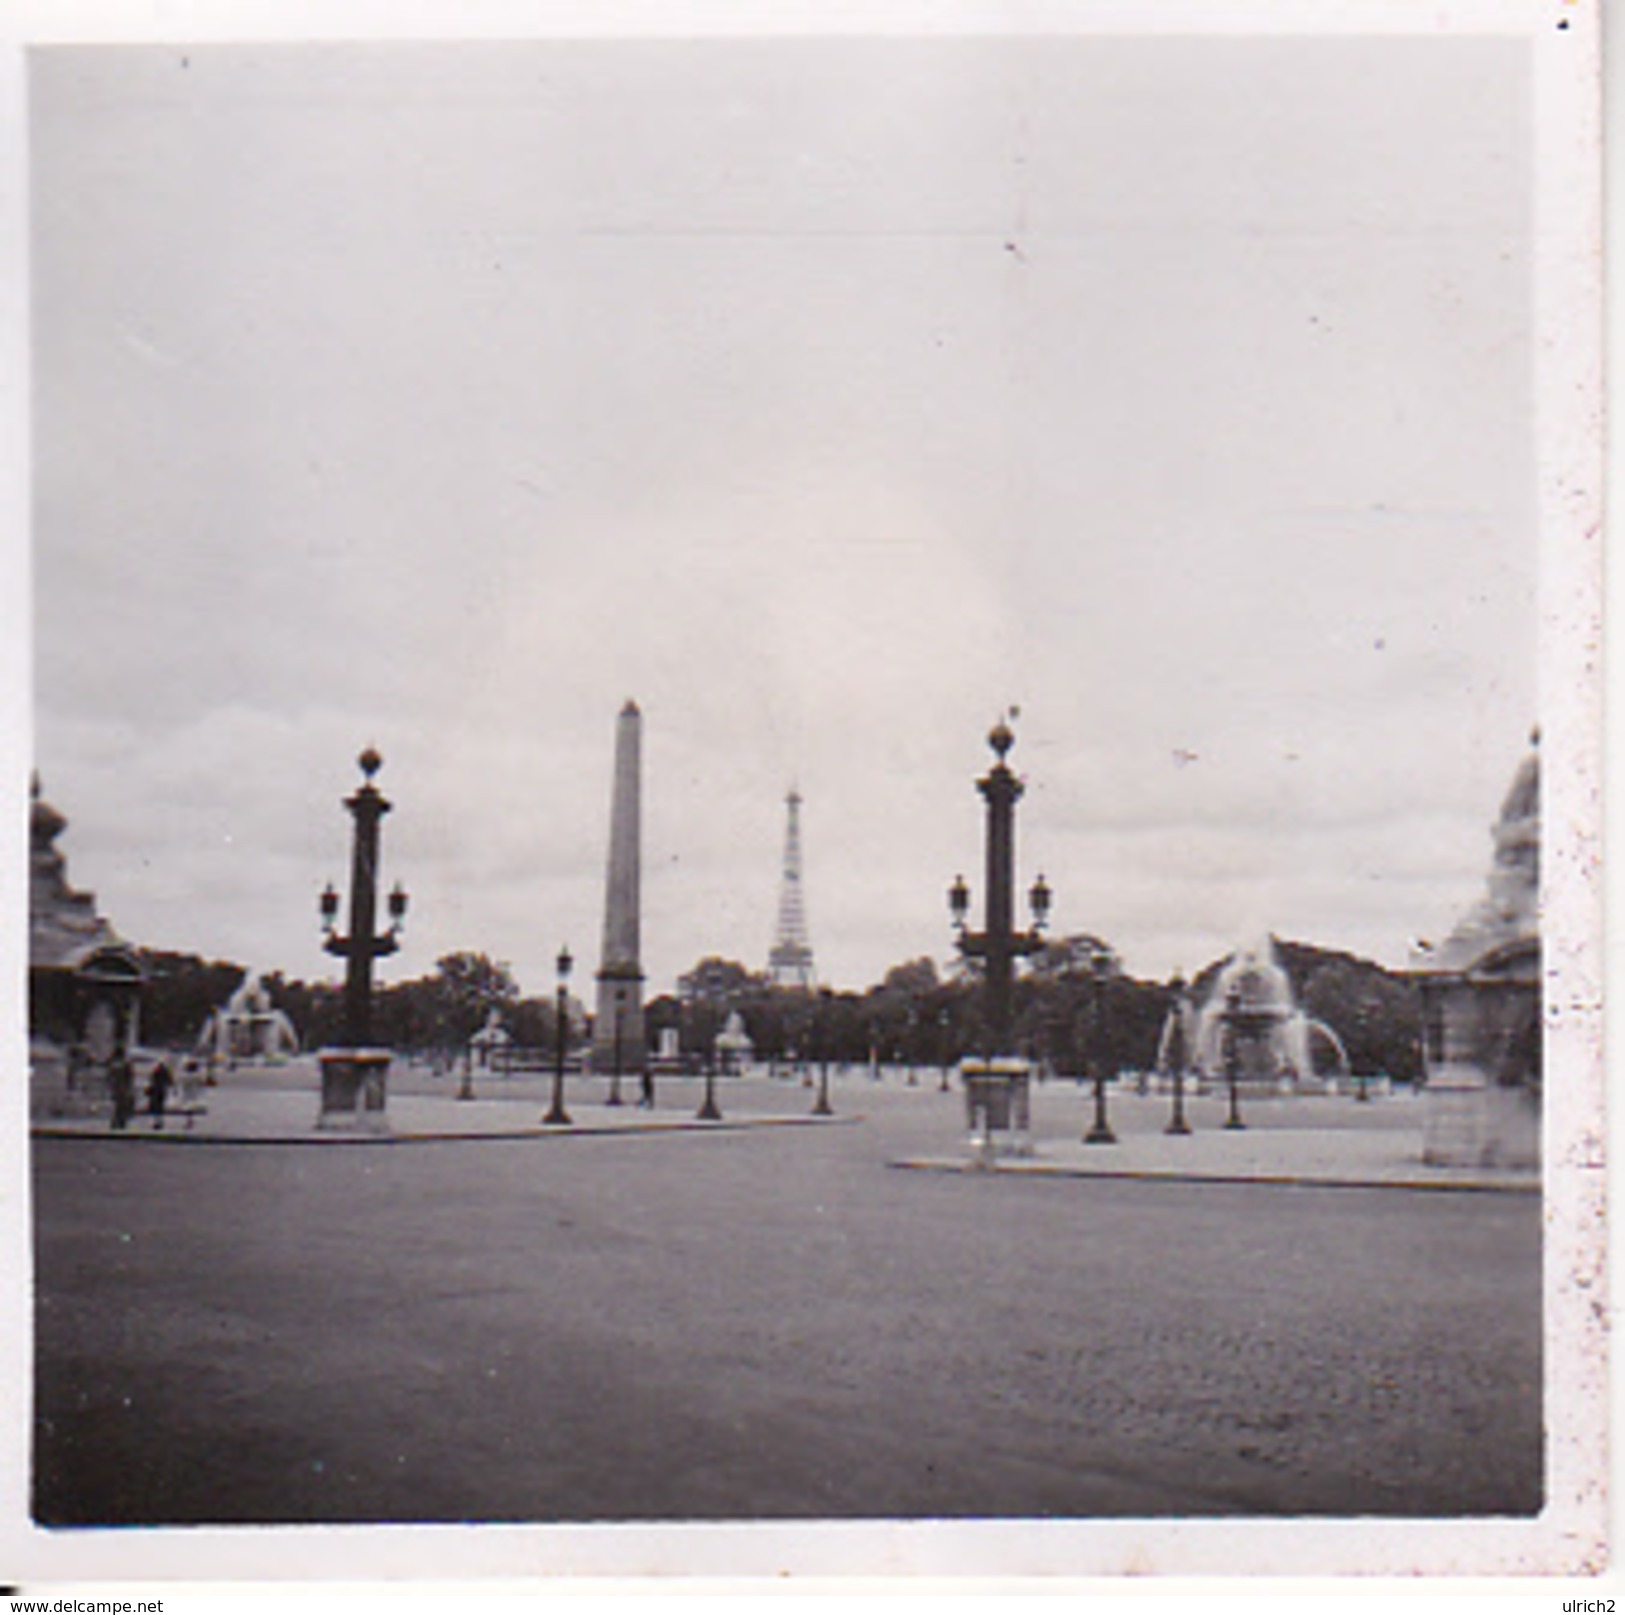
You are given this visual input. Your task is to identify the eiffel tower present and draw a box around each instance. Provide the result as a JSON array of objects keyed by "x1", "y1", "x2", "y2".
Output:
[{"x1": 768, "y1": 788, "x2": 816, "y2": 990}]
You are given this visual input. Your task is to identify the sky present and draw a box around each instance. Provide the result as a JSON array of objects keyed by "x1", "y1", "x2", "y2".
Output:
[{"x1": 27, "y1": 34, "x2": 1539, "y2": 1000}]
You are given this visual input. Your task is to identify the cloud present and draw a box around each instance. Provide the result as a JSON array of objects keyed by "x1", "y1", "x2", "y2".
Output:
[{"x1": 30, "y1": 39, "x2": 1538, "y2": 998}]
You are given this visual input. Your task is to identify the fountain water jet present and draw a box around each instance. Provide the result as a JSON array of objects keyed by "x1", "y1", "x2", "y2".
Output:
[{"x1": 1190, "y1": 937, "x2": 1350, "y2": 1093}]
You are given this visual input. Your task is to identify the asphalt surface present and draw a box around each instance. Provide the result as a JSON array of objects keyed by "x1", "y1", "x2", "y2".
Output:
[{"x1": 32, "y1": 1068, "x2": 1543, "y2": 1525}]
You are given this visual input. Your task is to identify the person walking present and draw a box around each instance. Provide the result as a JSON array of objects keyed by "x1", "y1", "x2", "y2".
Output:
[
  {"x1": 145, "y1": 1060, "x2": 175, "y2": 1131},
  {"x1": 179, "y1": 1058, "x2": 204, "y2": 1130}
]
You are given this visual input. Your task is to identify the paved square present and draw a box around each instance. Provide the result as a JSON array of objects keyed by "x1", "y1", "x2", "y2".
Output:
[{"x1": 33, "y1": 1065, "x2": 1542, "y2": 1524}]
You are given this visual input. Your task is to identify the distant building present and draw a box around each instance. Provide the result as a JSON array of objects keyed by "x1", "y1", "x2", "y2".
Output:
[{"x1": 1030, "y1": 933, "x2": 1121, "y2": 980}]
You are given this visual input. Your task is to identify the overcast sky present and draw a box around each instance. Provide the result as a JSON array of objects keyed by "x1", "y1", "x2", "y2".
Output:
[{"x1": 29, "y1": 36, "x2": 1537, "y2": 999}]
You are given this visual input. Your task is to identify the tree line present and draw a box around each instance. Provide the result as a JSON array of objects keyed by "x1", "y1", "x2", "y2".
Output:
[{"x1": 134, "y1": 935, "x2": 1426, "y2": 1083}]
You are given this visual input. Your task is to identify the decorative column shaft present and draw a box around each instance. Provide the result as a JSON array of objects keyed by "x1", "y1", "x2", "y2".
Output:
[
  {"x1": 978, "y1": 751, "x2": 1023, "y2": 1053},
  {"x1": 341, "y1": 777, "x2": 389, "y2": 1049}
]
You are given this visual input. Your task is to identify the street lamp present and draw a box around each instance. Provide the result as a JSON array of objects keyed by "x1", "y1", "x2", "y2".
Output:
[
  {"x1": 1029, "y1": 871, "x2": 1052, "y2": 932},
  {"x1": 1163, "y1": 971, "x2": 1193, "y2": 1137},
  {"x1": 812, "y1": 987, "x2": 834, "y2": 1116},
  {"x1": 317, "y1": 748, "x2": 408, "y2": 1125},
  {"x1": 1083, "y1": 953, "x2": 1117, "y2": 1145},
  {"x1": 1222, "y1": 982, "x2": 1248, "y2": 1130},
  {"x1": 697, "y1": 1034, "x2": 723, "y2": 1120},
  {"x1": 544, "y1": 946, "x2": 573, "y2": 1126}
]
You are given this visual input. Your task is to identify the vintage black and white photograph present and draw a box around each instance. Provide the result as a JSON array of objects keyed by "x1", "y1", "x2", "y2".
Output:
[{"x1": 6, "y1": 0, "x2": 1605, "y2": 1592}]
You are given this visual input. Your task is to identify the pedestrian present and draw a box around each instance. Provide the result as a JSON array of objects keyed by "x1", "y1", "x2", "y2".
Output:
[
  {"x1": 639, "y1": 1068, "x2": 655, "y2": 1109},
  {"x1": 108, "y1": 1048, "x2": 135, "y2": 1131},
  {"x1": 146, "y1": 1060, "x2": 175, "y2": 1131},
  {"x1": 179, "y1": 1058, "x2": 204, "y2": 1130}
]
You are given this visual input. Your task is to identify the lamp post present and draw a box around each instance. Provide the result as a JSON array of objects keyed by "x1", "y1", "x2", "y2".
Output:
[
  {"x1": 949, "y1": 717, "x2": 1050, "y2": 1160},
  {"x1": 948, "y1": 718, "x2": 1051, "y2": 1055},
  {"x1": 1163, "y1": 971, "x2": 1193, "y2": 1136},
  {"x1": 1222, "y1": 982, "x2": 1247, "y2": 1130},
  {"x1": 697, "y1": 1035, "x2": 723, "y2": 1120},
  {"x1": 544, "y1": 946, "x2": 573, "y2": 1126},
  {"x1": 1082, "y1": 952, "x2": 1117, "y2": 1145},
  {"x1": 317, "y1": 748, "x2": 408, "y2": 1125},
  {"x1": 812, "y1": 987, "x2": 834, "y2": 1116}
]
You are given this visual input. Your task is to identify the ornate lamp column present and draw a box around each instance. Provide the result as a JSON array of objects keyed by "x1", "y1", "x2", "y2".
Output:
[
  {"x1": 949, "y1": 721, "x2": 1050, "y2": 1053},
  {"x1": 544, "y1": 946, "x2": 573, "y2": 1126},
  {"x1": 317, "y1": 748, "x2": 407, "y2": 1128},
  {"x1": 949, "y1": 716, "x2": 1050, "y2": 1160}
]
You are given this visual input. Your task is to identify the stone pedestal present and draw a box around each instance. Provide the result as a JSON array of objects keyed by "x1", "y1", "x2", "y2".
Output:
[
  {"x1": 318, "y1": 1048, "x2": 392, "y2": 1131},
  {"x1": 1423, "y1": 1062, "x2": 1539, "y2": 1169},
  {"x1": 1413, "y1": 734, "x2": 1541, "y2": 1173},
  {"x1": 1418, "y1": 969, "x2": 1540, "y2": 1169},
  {"x1": 961, "y1": 1057, "x2": 1033, "y2": 1162}
]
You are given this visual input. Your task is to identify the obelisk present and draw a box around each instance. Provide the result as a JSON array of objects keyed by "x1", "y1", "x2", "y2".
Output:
[{"x1": 594, "y1": 700, "x2": 645, "y2": 1091}]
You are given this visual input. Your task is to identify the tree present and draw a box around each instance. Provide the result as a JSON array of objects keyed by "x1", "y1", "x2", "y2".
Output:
[
  {"x1": 677, "y1": 956, "x2": 764, "y2": 1005},
  {"x1": 878, "y1": 957, "x2": 940, "y2": 999},
  {"x1": 135, "y1": 951, "x2": 245, "y2": 1048},
  {"x1": 861, "y1": 958, "x2": 935, "y2": 1064},
  {"x1": 265, "y1": 971, "x2": 344, "y2": 1049},
  {"x1": 426, "y1": 952, "x2": 520, "y2": 1052},
  {"x1": 1301, "y1": 958, "x2": 1423, "y2": 1083}
]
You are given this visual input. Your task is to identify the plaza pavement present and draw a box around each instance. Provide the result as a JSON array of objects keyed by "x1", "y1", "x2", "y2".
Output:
[
  {"x1": 31, "y1": 1053, "x2": 869, "y2": 1144},
  {"x1": 892, "y1": 1094, "x2": 1536, "y2": 1195},
  {"x1": 32, "y1": 1059, "x2": 1544, "y2": 1528},
  {"x1": 33, "y1": 1058, "x2": 1536, "y2": 1196}
]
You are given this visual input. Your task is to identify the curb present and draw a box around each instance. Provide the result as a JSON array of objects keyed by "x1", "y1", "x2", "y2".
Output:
[
  {"x1": 887, "y1": 1157, "x2": 1539, "y2": 1195},
  {"x1": 31, "y1": 1112, "x2": 863, "y2": 1147}
]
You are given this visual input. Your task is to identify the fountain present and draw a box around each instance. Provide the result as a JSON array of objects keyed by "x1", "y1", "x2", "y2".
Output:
[
  {"x1": 714, "y1": 1009, "x2": 754, "y2": 1074},
  {"x1": 194, "y1": 971, "x2": 300, "y2": 1068},
  {"x1": 1187, "y1": 938, "x2": 1351, "y2": 1094}
]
